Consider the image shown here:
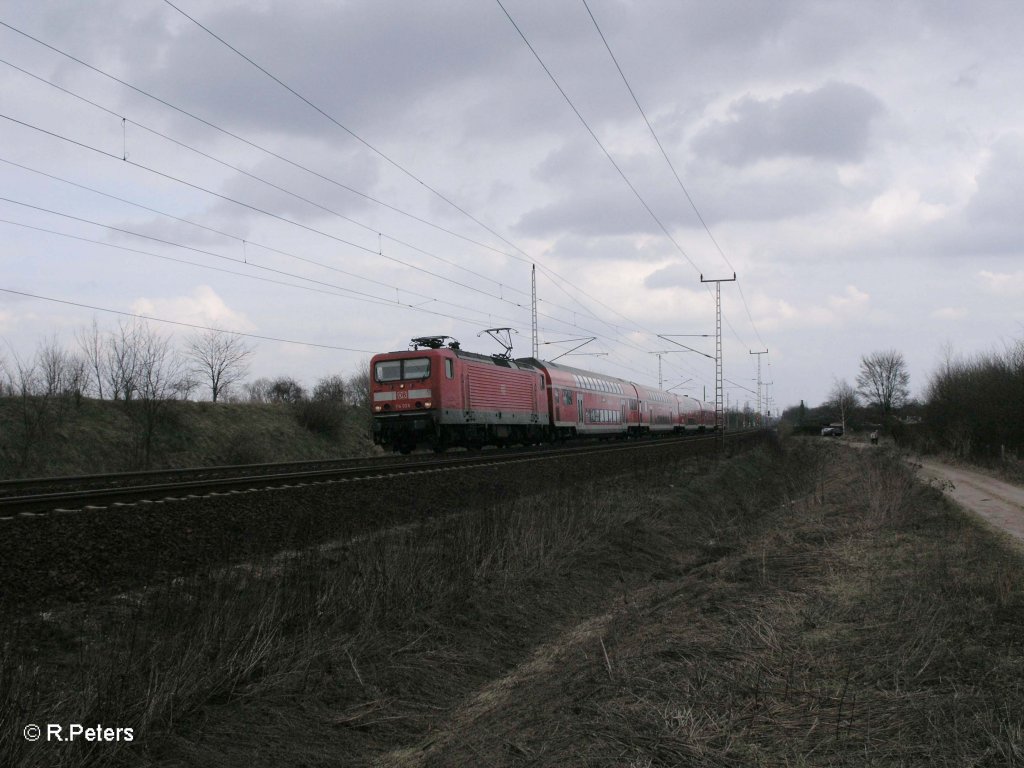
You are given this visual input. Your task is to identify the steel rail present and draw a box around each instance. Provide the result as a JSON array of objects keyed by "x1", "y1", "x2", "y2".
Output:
[
  {"x1": 1, "y1": 432, "x2": 760, "y2": 516},
  {"x1": 0, "y1": 453, "x2": 436, "y2": 498}
]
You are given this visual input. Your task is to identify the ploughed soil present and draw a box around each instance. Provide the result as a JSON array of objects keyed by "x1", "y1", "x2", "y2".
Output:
[{"x1": 6, "y1": 439, "x2": 1024, "y2": 767}]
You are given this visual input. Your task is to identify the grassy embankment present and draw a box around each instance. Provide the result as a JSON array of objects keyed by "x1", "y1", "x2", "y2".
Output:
[
  {"x1": 0, "y1": 396, "x2": 374, "y2": 478},
  {"x1": 3, "y1": 438, "x2": 1024, "y2": 766}
]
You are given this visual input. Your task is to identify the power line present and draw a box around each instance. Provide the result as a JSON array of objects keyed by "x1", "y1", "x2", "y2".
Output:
[
  {"x1": 0, "y1": 206, "x2": 489, "y2": 321},
  {"x1": 0, "y1": 118, "x2": 690, "y2": 369},
  {"x1": 0, "y1": 112, "x2": 525, "y2": 307},
  {"x1": 0, "y1": 54, "x2": 647, "y2": 337},
  {"x1": 579, "y1": 0, "x2": 766, "y2": 350},
  {"x1": 0, "y1": 16, "x2": 717, "y2": 387},
  {"x1": 495, "y1": 0, "x2": 703, "y2": 276},
  {"x1": 143, "y1": 6, "x2": 674, "y2": 358},
  {"x1": 0, "y1": 200, "x2": 549, "y2": 330},
  {"x1": 0, "y1": 29, "x2": 521, "y2": 265},
  {"x1": 0, "y1": 172, "x2": 646, "y2": 346},
  {"x1": 159, "y1": 1, "x2": 537, "y2": 268},
  {"x1": 495, "y1": 2, "x2": 756, "y2": 356},
  {"x1": 0, "y1": 287, "x2": 376, "y2": 353}
]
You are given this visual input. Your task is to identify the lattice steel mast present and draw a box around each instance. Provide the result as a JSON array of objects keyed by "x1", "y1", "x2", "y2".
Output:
[
  {"x1": 750, "y1": 349, "x2": 768, "y2": 425},
  {"x1": 700, "y1": 273, "x2": 735, "y2": 445},
  {"x1": 531, "y1": 264, "x2": 539, "y2": 358}
]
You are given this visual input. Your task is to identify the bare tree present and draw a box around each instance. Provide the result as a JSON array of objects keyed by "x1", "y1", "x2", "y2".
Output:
[
  {"x1": 105, "y1": 320, "x2": 143, "y2": 401},
  {"x1": 36, "y1": 336, "x2": 88, "y2": 410},
  {"x1": 857, "y1": 350, "x2": 910, "y2": 415},
  {"x1": 2, "y1": 350, "x2": 50, "y2": 472},
  {"x1": 346, "y1": 360, "x2": 371, "y2": 411},
  {"x1": 246, "y1": 377, "x2": 274, "y2": 403},
  {"x1": 827, "y1": 378, "x2": 859, "y2": 435},
  {"x1": 76, "y1": 317, "x2": 107, "y2": 399},
  {"x1": 125, "y1": 322, "x2": 186, "y2": 467},
  {"x1": 268, "y1": 377, "x2": 305, "y2": 404},
  {"x1": 244, "y1": 376, "x2": 306, "y2": 404},
  {"x1": 185, "y1": 330, "x2": 253, "y2": 403},
  {"x1": 312, "y1": 374, "x2": 346, "y2": 403}
]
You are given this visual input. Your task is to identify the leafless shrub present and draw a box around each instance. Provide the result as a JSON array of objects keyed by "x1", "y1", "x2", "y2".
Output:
[
  {"x1": 245, "y1": 376, "x2": 274, "y2": 402},
  {"x1": 1, "y1": 350, "x2": 49, "y2": 472},
  {"x1": 926, "y1": 338, "x2": 1024, "y2": 460},
  {"x1": 346, "y1": 361, "x2": 370, "y2": 411},
  {"x1": 312, "y1": 374, "x2": 346, "y2": 403},
  {"x1": 295, "y1": 398, "x2": 344, "y2": 438},
  {"x1": 245, "y1": 376, "x2": 306, "y2": 404}
]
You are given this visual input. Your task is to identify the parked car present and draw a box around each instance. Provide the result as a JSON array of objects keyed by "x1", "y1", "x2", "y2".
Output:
[{"x1": 821, "y1": 425, "x2": 844, "y2": 437}]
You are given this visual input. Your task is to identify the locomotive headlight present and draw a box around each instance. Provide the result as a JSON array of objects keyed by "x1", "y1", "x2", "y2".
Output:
[
  {"x1": 374, "y1": 405, "x2": 382, "y2": 412},
  {"x1": 424, "y1": 401, "x2": 432, "y2": 408}
]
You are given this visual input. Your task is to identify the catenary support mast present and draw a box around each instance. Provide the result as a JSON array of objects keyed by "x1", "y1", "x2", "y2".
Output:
[
  {"x1": 531, "y1": 264, "x2": 539, "y2": 359},
  {"x1": 700, "y1": 273, "x2": 736, "y2": 446},
  {"x1": 749, "y1": 349, "x2": 768, "y2": 425}
]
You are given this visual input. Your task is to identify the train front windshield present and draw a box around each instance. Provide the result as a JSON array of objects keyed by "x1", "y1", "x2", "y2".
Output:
[{"x1": 375, "y1": 357, "x2": 431, "y2": 382}]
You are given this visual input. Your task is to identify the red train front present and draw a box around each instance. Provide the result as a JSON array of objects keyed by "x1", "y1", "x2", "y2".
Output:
[{"x1": 371, "y1": 337, "x2": 549, "y2": 453}]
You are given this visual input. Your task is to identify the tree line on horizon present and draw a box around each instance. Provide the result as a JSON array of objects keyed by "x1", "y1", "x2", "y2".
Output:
[
  {"x1": 0, "y1": 318, "x2": 371, "y2": 471},
  {"x1": 786, "y1": 339, "x2": 1024, "y2": 461}
]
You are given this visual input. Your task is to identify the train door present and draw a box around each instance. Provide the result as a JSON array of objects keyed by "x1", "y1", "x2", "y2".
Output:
[{"x1": 577, "y1": 393, "x2": 584, "y2": 425}]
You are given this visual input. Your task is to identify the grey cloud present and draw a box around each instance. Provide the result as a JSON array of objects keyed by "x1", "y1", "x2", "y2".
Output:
[
  {"x1": 515, "y1": 191, "x2": 657, "y2": 240},
  {"x1": 693, "y1": 82, "x2": 884, "y2": 166},
  {"x1": 644, "y1": 262, "x2": 695, "y2": 290},
  {"x1": 925, "y1": 134, "x2": 1024, "y2": 258}
]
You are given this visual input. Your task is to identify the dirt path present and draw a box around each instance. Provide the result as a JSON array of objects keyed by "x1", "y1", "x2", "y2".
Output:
[{"x1": 913, "y1": 456, "x2": 1024, "y2": 544}]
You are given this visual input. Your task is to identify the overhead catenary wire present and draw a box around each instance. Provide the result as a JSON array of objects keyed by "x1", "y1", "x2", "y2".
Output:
[
  {"x1": 494, "y1": 0, "x2": 703, "y2": 276},
  {"x1": 0, "y1": 93, "x2": 690, "y2": 368},
  {"x1": 579, "y1": 0, "x2": 767, "y2": 351},
  {"x1": 493, "y1": 0, "x2": 754, "y2": 358},
  {"x1": 0, "y1": 197, "x2": 591, "y2": 333},
  {"x1": 0, "y1": 30, "x2": 523, "y2": 265},
  {"x1": 0, "y1": 287, "x2": 376, "y2": 353},
  {"x1": 0, "y1": 205, "x2": 503, "y2": 327},
  {"x1": 0, "y1": 54, "x2": 644, "y2": 337},
  {"x1": 0, "y1": 158, "x2": 656, "y2": 353},
  {"x1": 0, "y1": 16, "x2": 718, "y2": 389},
  {"x1": 0, "y1": 111, "x2": 528, "y2": 309},
  {"x1": 134, "y1": 7, "x2": 684, "y2": 355}
]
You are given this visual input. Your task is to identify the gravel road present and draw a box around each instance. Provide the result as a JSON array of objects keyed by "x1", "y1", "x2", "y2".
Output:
[{"x1": 915, "y1": 457, "x2": 1024, "y2": 544}]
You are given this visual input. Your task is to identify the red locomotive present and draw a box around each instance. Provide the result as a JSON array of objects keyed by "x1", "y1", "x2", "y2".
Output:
[{"x1": 371, "y1": 336, "x2": 716, "y2": 453}]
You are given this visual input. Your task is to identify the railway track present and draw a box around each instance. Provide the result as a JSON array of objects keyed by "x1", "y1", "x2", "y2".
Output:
[
  {"x1": 0, "y1": 432, "x2": 756, "y2": 516},
  {"x1": 0, "y1": 430, "x2": 767, "y2": 612}
]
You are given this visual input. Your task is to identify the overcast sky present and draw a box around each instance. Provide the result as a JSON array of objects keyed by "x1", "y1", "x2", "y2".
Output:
[{"x1": 3, "y1": 0, "x2": 1023, "y2": 413}]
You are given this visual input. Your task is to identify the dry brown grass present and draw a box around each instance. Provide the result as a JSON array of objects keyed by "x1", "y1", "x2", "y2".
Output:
[{"x1": 6, "y1": 439, "x2": 1024, "y2": 767}]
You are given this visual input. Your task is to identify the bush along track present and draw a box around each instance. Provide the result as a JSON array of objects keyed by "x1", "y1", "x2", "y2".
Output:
[{"x1": 4, "y1": 440, "x2": 1024, "y2": 766}]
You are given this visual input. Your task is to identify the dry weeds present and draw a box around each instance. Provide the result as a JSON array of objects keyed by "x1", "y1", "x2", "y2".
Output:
[{"x1": 5, "y1": 440, "x2": 1024, "y2": 767}]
